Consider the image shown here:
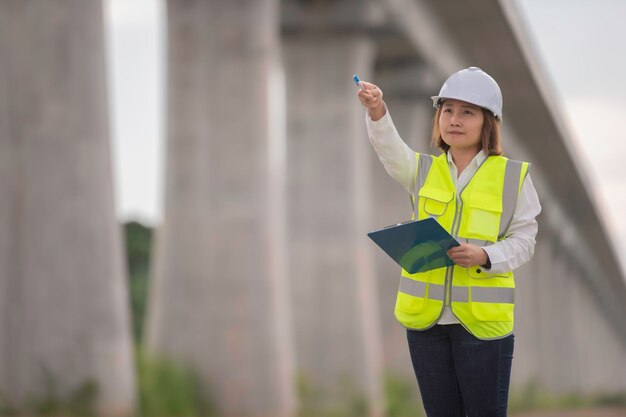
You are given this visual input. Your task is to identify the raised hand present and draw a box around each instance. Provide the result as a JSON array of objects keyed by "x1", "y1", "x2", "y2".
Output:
[{"x1": 356, "y1": 81, "x2": 386, "y2": 121}]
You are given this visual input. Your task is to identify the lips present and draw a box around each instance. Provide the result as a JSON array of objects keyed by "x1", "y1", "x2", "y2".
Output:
[{"x1": 447, "y1": 131, "x2": 464, "y2": 135}]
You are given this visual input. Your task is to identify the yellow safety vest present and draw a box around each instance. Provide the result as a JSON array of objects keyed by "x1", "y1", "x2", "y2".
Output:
[{"x1": 395, "y1": 153, "x2": 530, "y2": 339}]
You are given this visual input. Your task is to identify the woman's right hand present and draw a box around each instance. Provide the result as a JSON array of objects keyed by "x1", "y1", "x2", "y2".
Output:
[{"x1": 357, "y1": 81, "x2": 386, "y2": 121}]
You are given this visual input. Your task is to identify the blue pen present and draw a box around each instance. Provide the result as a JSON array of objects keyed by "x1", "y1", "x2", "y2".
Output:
[{"x1": 353, "y1": 74, "x2": 366, "y2": 91}]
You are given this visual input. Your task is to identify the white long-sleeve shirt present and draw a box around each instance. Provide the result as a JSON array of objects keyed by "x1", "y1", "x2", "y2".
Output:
[{"x1": 366, "y1": 108, "x2": 541, "y2": 325}]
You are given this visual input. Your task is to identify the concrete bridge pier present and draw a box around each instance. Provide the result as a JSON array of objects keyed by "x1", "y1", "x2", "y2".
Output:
[
  {"x1": 508, "y1": 244, "x2": 540, "y2": 392},
  {"x1": 0, "y1": 1, "x2": 135, "y2": 415},
  {"x1": 282, "y1": 1, "x2": 385, "y2": 414},
  {"x1": 146, "y1": 1, "x2": 295, "y2": 416}
]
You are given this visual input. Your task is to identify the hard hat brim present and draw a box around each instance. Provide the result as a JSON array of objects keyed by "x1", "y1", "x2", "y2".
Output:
[{"x1": 430, "y1": 95, "x2": 502, "y2": 122}]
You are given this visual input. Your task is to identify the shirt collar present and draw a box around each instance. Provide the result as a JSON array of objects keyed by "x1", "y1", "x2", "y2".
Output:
[{"x1": 446, "y1": 150, "x2": 488, "y2": 168}]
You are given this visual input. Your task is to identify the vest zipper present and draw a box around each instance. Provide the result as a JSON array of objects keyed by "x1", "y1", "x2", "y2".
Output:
[
  {"x1": 444, "y1": 199, "x2": 462, "y2": 308},
  {"x1": 444, "y1": 180, "x2": 469, "y2": 309}
]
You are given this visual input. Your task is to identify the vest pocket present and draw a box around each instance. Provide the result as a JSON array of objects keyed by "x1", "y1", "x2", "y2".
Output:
[
  {"x1": 467, "y1": 267, "x2": 511, "y2": 280},
  {"x1": 396, "y1": 274, "x2": 430, "y2": 314},
  {"x1": 469, "y1": 299, "x2": 514, "y2": 322},
  {"x1": 465, "y1": 192, "x2": 502, "y2": 241},
  {"x1": 419, "y1": 187, "x2": 454, "y2": 217},
  {"x1": 396, "y1": 291, "x2": 426, "y2": 314},
  {"x1": 468, "y1": 278, "x2": 515, "y2": 322}
]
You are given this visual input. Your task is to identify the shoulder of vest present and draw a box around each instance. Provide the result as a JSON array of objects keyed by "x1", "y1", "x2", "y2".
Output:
[
  {"x1": 488, "y1": 156, "x2": 532, "y2": 188},
  {"x1": 415, "y1": 153, "x2": 437, "y2": 166},
  {"x1": 433, "y1": 153, "x2": 447, "y2": 165},
  {"x1": 487, "y1": 154, "x2": 508, "y2": 163},
  {"x1": 486, "y1": 155, "x2": 530, "y2": 168},
  {"x1": 489, "y1": 154, "x2": 530, "y2": 165}
]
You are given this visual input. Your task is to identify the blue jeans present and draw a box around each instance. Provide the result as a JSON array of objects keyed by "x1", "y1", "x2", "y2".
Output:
[{"x1": 407, "y1": 324, "x2": 514, "y2": 417}]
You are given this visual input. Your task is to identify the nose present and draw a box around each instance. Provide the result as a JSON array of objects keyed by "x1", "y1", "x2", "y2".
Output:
[{"x1": 449, "y1": 113, "x2": 461, "y2": 126}]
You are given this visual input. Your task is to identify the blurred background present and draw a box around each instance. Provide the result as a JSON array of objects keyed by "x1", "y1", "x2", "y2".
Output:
[{"x1": 2, "y1": 1, "x2": 626, "y2": 416}]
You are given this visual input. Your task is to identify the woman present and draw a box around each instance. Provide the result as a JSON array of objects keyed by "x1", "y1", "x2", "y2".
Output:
[{"x1": 357, "y1": 67, "x2": 541, "y2": 417}]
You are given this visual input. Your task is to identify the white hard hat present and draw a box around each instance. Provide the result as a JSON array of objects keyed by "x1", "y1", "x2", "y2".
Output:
[{"x1": 431, "y1": 67, "x2": 503, "y2": 121}]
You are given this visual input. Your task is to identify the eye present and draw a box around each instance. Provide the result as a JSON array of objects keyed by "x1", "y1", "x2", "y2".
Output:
[
  {"x1": 443, "y1": 108, "x2": 452, "y2": 113},
  {"x1": 463, "y1": 110, "x2": 474, "y2": 115}
]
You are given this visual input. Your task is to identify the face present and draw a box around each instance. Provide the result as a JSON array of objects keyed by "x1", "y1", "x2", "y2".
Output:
[{"x1": 438, "y1": 99, "x2": 484, "y2": 152}]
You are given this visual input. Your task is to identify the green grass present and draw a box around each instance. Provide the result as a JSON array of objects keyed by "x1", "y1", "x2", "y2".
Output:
[
  {"x1": 296, "y1": 372, "x2": 369, "y2": 417},
  {"x1": 509, "y1": 379, "x2": 626, "y2": 413},
  {"x1": 135, "y1": 347, "x2": 215, "y2": 417},
  {"x1": 383, "y1": 373, "x2": 424, "y2": 417}
]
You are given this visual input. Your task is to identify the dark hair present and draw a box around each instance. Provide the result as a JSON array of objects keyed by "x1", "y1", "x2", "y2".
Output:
[{"x1": 430, "y1": 106, "x2": 502, "y2": 155}]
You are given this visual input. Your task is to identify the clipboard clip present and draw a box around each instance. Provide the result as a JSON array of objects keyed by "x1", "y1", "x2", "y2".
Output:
[{"x1": 383, "y1": 220, "x2": 414, "y2": 229}]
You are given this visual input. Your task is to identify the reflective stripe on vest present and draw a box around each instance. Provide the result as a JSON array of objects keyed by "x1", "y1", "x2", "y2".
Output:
[
  {"x1": 473, "y1": 286, "x2": 515, "y2": 303},
  {"x1": 400, "y1": 276, "x2": 515, "y2": 304},
  {"x1": 499, "y1": 159, "x2": 526, "y2": 239},
  {"x1": 411, "y1": 153, "x2": 434, "y2": 219},
  {"x1": 399, "y1": 278, "x2": 445, "y2": 300}
]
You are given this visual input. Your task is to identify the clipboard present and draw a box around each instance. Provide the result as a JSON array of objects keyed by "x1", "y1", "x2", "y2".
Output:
[{"x1": 367, "y1": 217, "x2": 460, "y2": 273}]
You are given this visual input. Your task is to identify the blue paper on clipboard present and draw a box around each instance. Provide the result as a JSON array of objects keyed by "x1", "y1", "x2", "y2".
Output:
[{"x1": 367, "y1": 217, "x2": 460, "y2": 273}]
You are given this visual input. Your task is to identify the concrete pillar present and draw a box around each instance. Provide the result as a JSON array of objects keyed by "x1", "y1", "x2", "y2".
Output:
[
  {"x1": 547, "y1": 245, "x2": 569, "y2": 394},
  {"x1": 578, "y1": 277, "x2": 599, "y2": 393},
  {"x1": 282, "y1": 2, "x2": 385, "y2": 414},
  {"x1": 532, "y1": 234, "x2": 554, "y2": 392},
  {"x1": 587, "y1": 296, "x2": 612, "y2": 390},
  {"x1": 562, "y1": 253, "x2": 579, "y2": 393},
  {"x1": 509, "y1": 258, "x2": 536, "y2": 389},
  {"x1": 608, "y1": 327, "x2": 626, "y2": 390},
  {"x1": 570, "y1": 266, "x2": 586, "y2": 393},
  {"x1": 566, "y1": 243, "x2": 626, "y2": 395},
  {"x1": 582, "y1": 276, "x2": 626, "y2": 393},
  {"x1": 512, "y1": 227, "x2": 551, "y2": 393},
  {"x1": 145, "y1": 1, "x2": 295, "y2": 416},
  {"x1": 544, "y1": 238, "x2": 562, "y2": 392},
  {"x1": 573, "y1": 275, "x2": 589, "y2": 392},
  {"x1": 0, "y1": 1, "x2": 135, "y2": 415},
  {"x1": 560, "y1": 255, "x2": 578, "y2": 392}
]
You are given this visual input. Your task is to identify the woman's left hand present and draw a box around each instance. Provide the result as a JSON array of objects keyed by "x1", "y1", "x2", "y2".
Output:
[{"x1": 447, "y1": 243, "x2": 489, "y2": 267}]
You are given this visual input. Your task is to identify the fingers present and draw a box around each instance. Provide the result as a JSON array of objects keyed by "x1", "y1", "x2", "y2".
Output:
[
  {"x1": 447, "y1": 244, "x2": 482, "y2": 267},
  {"x1": 447, "y1": 251, "x2": 471, "y2": 267},
  {"x1": 357, "y1": 86, "x2": 383, "y2": 108},
  {"x1": 448, "y1": 244, "x2": 467, "y2": 265},
  {"x1": 447, "y1": 245, "x2": 466, "y2": 256},
  {"x1": 355, "y1": 80, "x2": 383, "y2": 108},
  {"x1": 447, "y1": 251, "x2": 463, "y2": 262},
  {"x1": 361, "y1": 81, "x2": 377, "y2": 91},
  {"x1": 448, "y1": 242, "x2": 473, "y2": 253}
]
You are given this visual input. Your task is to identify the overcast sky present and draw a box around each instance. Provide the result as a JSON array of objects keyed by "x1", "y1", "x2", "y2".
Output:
[
  {"x1": 104, "y1": 0, "x2": 626, "y2": 268},
  {"x1": 515, "y1": 0, "x2": 626, "y2": 267}
]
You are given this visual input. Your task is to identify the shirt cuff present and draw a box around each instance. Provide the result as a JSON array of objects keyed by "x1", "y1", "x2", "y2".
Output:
[
  {"x1": 481, "y1": 245, "x2": 505, "y2": 273},
  {"x1": 365, "y1": 104, "x2": 392, "y2": 127}
]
